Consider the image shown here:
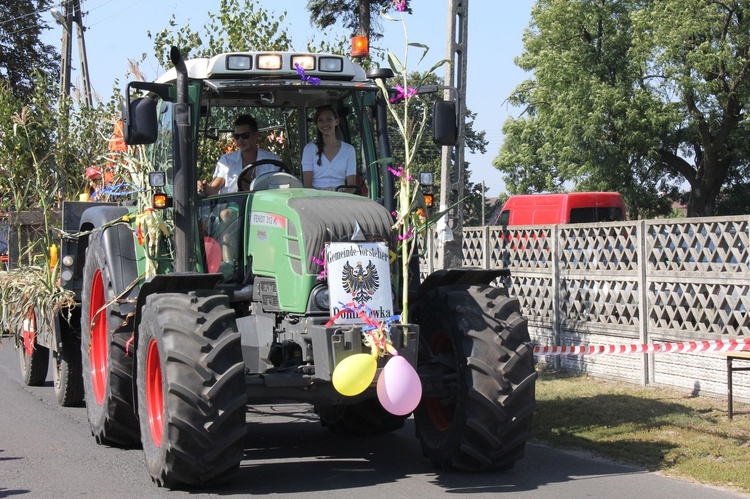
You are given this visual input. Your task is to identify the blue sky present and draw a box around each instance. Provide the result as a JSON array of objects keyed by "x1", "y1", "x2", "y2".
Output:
[{"x1": 41, "y1": 0, "x2": 534, "y2": 196}]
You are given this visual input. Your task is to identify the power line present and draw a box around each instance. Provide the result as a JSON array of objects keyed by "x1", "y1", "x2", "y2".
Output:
[
  {"x1": 2, "y1": 21, "x2": 53, "y2": 38},
  {"x1": 0, "y1": 0, "x2": 116, "y2": 33},
  {"x1": 82, "y1": 0, "x2": 119, "y2": 15},
  {"x1": 0, "y1": 1, "x2": 58, "y2": 28},
  {"x1": 84, "y1": 0, "x2": 148, "y2": 29}
]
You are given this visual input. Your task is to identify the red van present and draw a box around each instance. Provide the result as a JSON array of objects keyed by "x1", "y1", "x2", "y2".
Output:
[{"x1": 497, "y1": 192, "x2": 626, "y2": 225}]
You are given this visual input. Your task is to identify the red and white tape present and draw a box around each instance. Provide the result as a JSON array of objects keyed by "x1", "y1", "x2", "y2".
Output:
[{"x1": 533, "y1": 339, "x2": 750, "y2": 357}]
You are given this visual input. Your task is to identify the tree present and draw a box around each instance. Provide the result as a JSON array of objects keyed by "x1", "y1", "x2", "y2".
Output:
[
  {"x1": 306, "y1": 0, "x2": 412, "y2": 41},
  {"x1": 495, "y1": 0, "x2": 750, "y2": 217},
  {"x1": 0, "y1": 0, "x2": 59, "y2": 101},
  {"x1": 147, "y1": 0, "x2": 293, "y2": 70}
]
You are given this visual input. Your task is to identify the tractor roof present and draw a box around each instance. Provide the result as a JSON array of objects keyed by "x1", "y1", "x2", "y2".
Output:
[{"x1": 155, "y1": 51, "x2": 367, "y2": 84}]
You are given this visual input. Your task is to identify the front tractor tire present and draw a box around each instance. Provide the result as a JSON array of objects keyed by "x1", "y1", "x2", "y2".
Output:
[
  {"x1": 411, "y1": 284, "x2": 537, "y2": 471},
  {"x1": 137, "y1": 292, "x2": 247, "y2": 488},
  {"x1": 80, "y1": 235, "x2": 140, "y2": 446}
]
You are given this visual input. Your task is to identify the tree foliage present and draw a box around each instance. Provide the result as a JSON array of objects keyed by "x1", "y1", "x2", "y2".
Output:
[
  {"x1": 146, "y1": 0, "x2": 293, "y2": 70},
  {"x1": 495, "y1": 0, "x2": 750, "y2": 217},
  {"x1": 0, "y1": 0, "x2": 59, "y2": 102},
  {"x1": 306, "y1": 0, "x2": 412, "y2": 40}
]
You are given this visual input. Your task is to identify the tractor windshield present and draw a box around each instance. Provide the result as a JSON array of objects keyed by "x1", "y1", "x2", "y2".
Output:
[{"x1": 194, "y1": 87, "x2": 381, "y2": 199}]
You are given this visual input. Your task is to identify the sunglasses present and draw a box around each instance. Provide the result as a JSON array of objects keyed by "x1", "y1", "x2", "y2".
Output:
[{"x1": 233, "y1": 131, "x2": 255, "y2": 140}]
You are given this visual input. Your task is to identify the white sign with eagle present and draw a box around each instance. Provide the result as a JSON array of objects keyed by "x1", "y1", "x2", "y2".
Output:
[{"x1": 326, "y1": 242, "x2": 393, "y2": 324}]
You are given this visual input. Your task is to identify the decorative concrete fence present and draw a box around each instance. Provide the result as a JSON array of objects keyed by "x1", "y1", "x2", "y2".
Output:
[{"x1": 436, "y1": 216, "x2": 749, "y2": 401}]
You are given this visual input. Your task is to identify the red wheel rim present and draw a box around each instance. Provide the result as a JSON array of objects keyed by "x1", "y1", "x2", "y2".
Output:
[
  {"x1": 22, "y1": 312, "x2": 36, "y2": 357},
  {"x1": 425, "y1": 332, "x2": 455, "y2": 431},
  {"x1": 146, "y1": 338, "x2": 164, "y2": 447},
  {"x1": 89, "y1": 269, "x2": 108, "y2": 405}
]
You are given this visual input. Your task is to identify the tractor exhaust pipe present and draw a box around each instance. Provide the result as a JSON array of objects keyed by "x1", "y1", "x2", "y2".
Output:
[{"x1": 170, "y1": 46, "x2": 197, "y2": 273}]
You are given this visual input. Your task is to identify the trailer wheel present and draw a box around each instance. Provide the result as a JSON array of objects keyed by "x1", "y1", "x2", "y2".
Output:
[
  {"x1": 54, "y1": 327, "x2": 84, "y2": 407},
  {"x1": 137, "y1": 291, "x2": 247, "y2": 488},
  {"x1": 81, "y1": 235, "x2": 140, "y2": 446},
  {"x1": 316, "y1": 398, "x2": 408, "y2": 435},
  {"x1": 411, "y1": 284, "x2": 537, "y2": 471},
  {"x1": 18, "y1": 309, "x2": 49, "y2": 386}
]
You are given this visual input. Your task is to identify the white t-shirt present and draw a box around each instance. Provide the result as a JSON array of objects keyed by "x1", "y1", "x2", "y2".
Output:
[
  {"x1": 212, "y1": 148, "x2": 281, "y2": 194},
  {"x1": 301, "y1": 141, "x2": 357, "y2": 189}
]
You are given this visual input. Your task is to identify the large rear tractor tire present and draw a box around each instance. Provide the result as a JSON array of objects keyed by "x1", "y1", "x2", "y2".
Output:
[
  {"x1": 18, "y1": 308, "x2": 49, "y2": 386},
  {"x1": 81, "y1": 234, "x2": 140, "y2": 446},
  {"x1": 411, "y1": 284, "x2": 537, "y2": 471},
  {"x1": 137, "y1": 292, "x2": 247, "y2": 488},
  {"x1": 316, "y1": 397, "x2": 408, "y2": 435}
]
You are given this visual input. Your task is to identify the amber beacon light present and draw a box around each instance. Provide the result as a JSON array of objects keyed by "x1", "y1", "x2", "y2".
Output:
[{"x1": 351, "y1": 36, "x2": 369, "y2": 58}]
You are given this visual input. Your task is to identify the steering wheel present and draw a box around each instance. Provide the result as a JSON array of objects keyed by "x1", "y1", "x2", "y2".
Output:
[
  {"x1": 237, "y1": 159, "x2": 294, "y2": 191},
  {"x1": 335, "y1": 182, "x2": 364, "y2": 195}
]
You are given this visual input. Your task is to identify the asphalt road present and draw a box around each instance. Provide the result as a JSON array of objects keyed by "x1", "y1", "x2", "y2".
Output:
[{"x1": 0, "y1": 339, "x2": 746, "y2": 499}]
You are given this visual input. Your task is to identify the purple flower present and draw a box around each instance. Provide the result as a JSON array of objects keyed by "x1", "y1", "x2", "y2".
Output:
[
  {"x1": 388, "y1": 165, "x2": 413, "y2": 182},
  {"x1": 294, "y1": 63, "x2": 321, "y2": 85},
  {"x1": 389, "y1": 84, "x2": 417, "y2": 103},
  {"x1": 312, "y1": 247, "x2": 327, "y2": 280},
  {"x1": 398, "y1": 226, "x2": 414, "y2": 241}
]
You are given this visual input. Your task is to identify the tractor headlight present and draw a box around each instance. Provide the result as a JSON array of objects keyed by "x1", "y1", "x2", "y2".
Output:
[{"x1": 312, "y1": 286, "x2": 330, "y2": 311}]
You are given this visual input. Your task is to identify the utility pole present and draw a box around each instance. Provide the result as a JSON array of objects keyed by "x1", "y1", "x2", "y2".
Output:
[
  {"x1": 481, "y1": 180, "x2": 486, "y2": 226},
  {"x1": 54, "y1": 0, "x2": 93, "y2": 110},
  {"x1": 436, "y1": 0, "x2": 469, "y2": 270}
]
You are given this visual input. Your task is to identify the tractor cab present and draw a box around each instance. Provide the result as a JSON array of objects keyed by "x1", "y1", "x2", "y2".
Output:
[{"x1": 123, "y1": 49, "x2": 456, "y2": 296}]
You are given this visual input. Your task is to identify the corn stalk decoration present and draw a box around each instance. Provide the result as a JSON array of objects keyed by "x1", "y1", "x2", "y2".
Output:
[{"x1": 375, "y1": 0, "x2": 449, "y2": 323}]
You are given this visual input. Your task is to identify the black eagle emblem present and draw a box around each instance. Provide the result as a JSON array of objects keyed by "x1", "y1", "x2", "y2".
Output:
[{"x1": 342, "y1": 260, "x2": 380, "y2": 304}]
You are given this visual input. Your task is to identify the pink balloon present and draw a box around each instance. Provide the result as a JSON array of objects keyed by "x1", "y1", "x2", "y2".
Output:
[{"x1": 377, "y1": 355, "x2": 422, "y2": 416}]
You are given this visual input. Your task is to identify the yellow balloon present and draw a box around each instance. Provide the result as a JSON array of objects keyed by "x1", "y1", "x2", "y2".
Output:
[{"x1": 332, "y1": 353, "x2": 377, "y2": 396}]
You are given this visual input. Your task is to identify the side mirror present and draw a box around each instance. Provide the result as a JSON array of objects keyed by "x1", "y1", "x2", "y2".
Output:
[
  {"x1": 432, "y1": 101, "x2": 457, "y2": 146},
  {"x1": 122, "y1": 97, "x2": 158, "y2": 145}
]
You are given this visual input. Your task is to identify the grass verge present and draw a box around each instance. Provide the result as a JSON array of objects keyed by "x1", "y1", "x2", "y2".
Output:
[{"x1": 533, "y1": 370, "x2": 750, "y2": 494}]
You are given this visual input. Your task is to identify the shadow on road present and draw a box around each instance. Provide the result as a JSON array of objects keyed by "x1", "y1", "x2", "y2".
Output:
[{"x1": 192, "y1": 403, "x2": 651, "y2": 496}]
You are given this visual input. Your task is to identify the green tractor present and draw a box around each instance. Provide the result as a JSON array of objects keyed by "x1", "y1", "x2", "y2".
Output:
[{"x1": 49, "y1": 47, "x2": 536, "y2": 487}]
